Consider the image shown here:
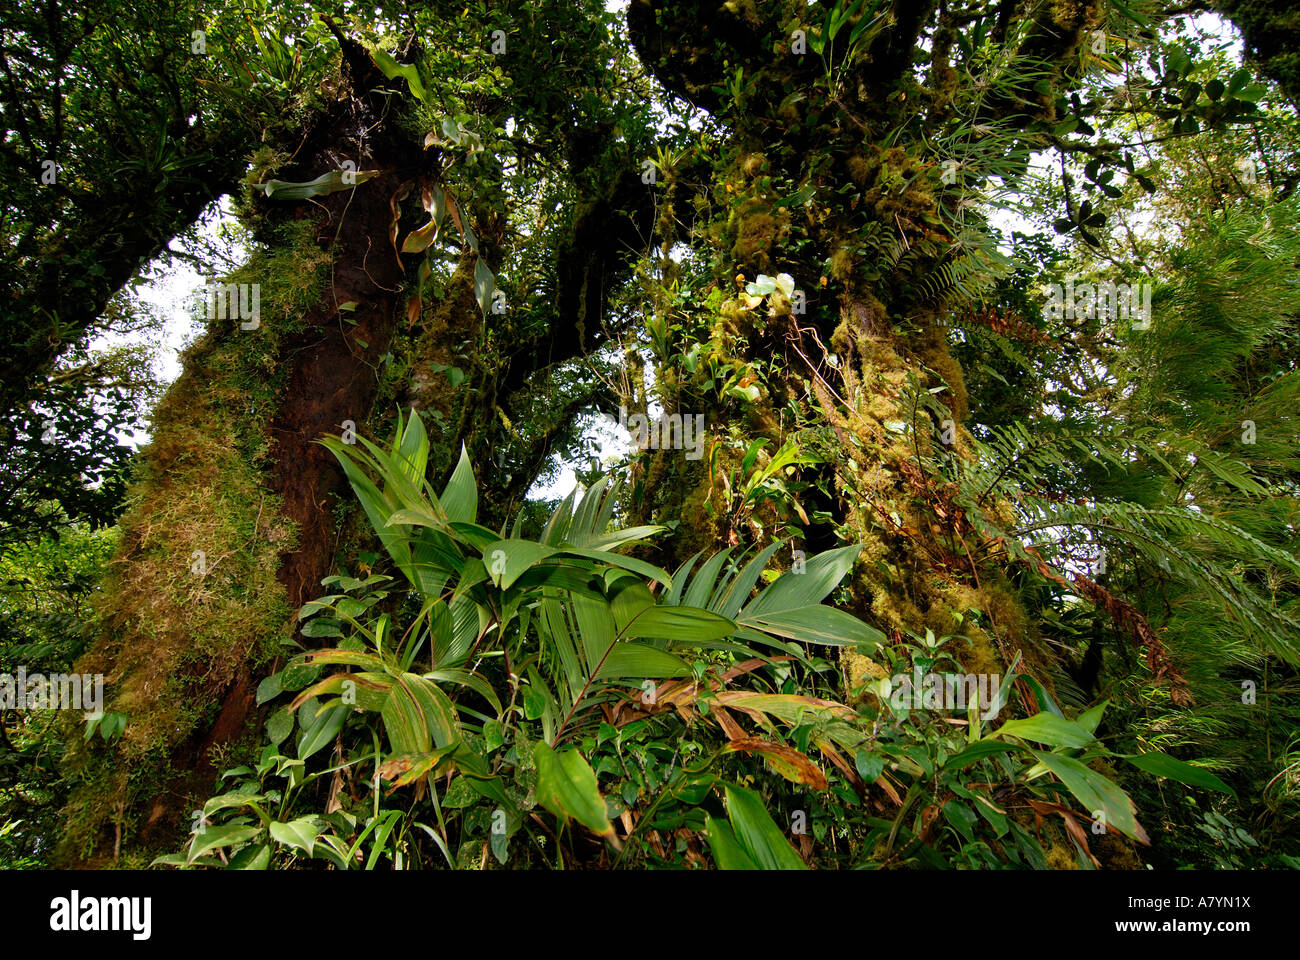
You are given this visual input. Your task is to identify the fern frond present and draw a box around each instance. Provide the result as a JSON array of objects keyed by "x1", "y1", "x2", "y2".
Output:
[{"x1": 1013, "y1": 500, "x2": 1300, "y2": 662}]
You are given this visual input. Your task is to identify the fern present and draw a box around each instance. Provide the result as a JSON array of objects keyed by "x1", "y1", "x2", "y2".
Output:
[
  {"x1": 1011, "y1": 499, "x2": 1300, "y2": 661},
  {"x1": 966, "y1": 422, "x2": 1268, "y2": 503}
]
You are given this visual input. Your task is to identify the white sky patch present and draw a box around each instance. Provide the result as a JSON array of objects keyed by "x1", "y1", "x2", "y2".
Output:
[
  {"x1": 526, "y1": 411, "x2": 632, "y2": 501},
  {"x1": 89, "y1": 198, "x2": 245, "y2": 446}
]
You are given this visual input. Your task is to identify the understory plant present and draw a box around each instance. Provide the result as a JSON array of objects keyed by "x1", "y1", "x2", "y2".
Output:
[{"x1": 159, "y1": 411, "x2": 1232, "y2": 870}]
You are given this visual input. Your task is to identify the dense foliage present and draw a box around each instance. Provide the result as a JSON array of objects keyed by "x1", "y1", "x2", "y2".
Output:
[{"x1": 1, "y1": 0, "x2": 1297, "y2": 870}]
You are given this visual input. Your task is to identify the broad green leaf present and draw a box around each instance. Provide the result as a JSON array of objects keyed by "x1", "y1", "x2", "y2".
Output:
[
  {"x1": 1031, "y1": 750, "x2": 1150, "y2": 844},
  {"x1": 681, "y1": 549, "x2": 733, "y2": 609},
  {"x1": 704, "y1": 816, "x2": 759, "y2": 869},
  {"x1": 1075, "y1": 700, "x2": 1108, "y2": 734},
  {"x1": 945, "y1": 740, "x2": 1021, "y2": 770},
  {"x1": 381, "y1": 673, "x2": 460, "y2": 754},
  {"x1": 522, "y1": 683, "x2": 548, "y2": 721},
  {"x1": 386, "y1": 506, "x2": 446, "y2": 530},
  {"x1": 299, "y1": 649, "x2": 387, "y2": 672},
  {"x1": 483, "y1": 539, "x2": 559, "y2": 589},
  {"x1": 449, "y1": 521, "x2": 501, "y2": 551},
  {"x1": 743, "y1": 545, "x2": 861, "y2": 615},
  {"x1": 534, "y1": 741, "x2": 617, "y2": 842},
  {"x1": 620, "y1": 604, "x2": 736, "y2": 644},
  {"x1": 439, "y1": 591, "x2": 486, "y2": 666},
  {"x1": 282, "y1": 660, "x2": 322, "y2": 691},
  {"x1": 570, "y1": 593, "x2": 618, "y2": 677},
  {"x1": 322, "y1": 436, "x2": 416, "y2": 579},
  {"x1": 568, "y1": 475, "x2": 618, "y2": 544},
  {"x1": 474, "y1": 259, "x2": 495, "y2": 315},
  {"x1": 558, "y1": 546, "x2": 672, "y2": 587},
  {"x1": 993, "y1": 712, "x2": 1098, "y2": 750},
  {"x1": 393, "y1": 407, "x2": 430, "y2": 486},
  {"x1": 943, "y1": 800, "x2": 979, "y2": 844},
  {"x1": 609, "y1": 580, "x2": 654, "y2": 631},
  {"x1": 1019, "y1": 675, "x2": 1065, "y2": 718},
  {"x1": 537, "y1": 597, "x2": 588, "y2": 704},
  {"x1": 665, "y1": 551, "x2": 704, "y2": 606},
  {"x1": 742, "y1": 604, "x2": 885, "y2": 648},
  {"x1": 722, "y1": 783, "x2": 807, "y2": 870},
  {"x1": 228, "y1": 844, "x2": 271, "y2": 870},
  {"x1": 514, "y1": 563, "x2": 606, "y2": 597},
  {"x1": 595, "y1": 642, "x2": 692, "y2": 680},
  {"x1": 188, "y1": 824, "x2": 261, "y2": 864},
  {"x1": 255, "y1": 672, "x2": 282, "y2": 705},
  {"x1": 372, "y1": 48, "x2": 427, "y2": 101},
  {"x1": 440, "y1": 446, "x2": 477, "y2": 523},
  {"x1": 425, "y1": 667, "x2": 501, "y2": 714},
  {"x1": 586, "y1": 524, "x2": 665, "y2": 552},
  {"x1": 203, "y1": 792, "x2": 266, "y2": 817},
  {"x1": 265, "y1": 708, "x2": 294, "y2": 746},
  {"x1": 300, "y1": 618, "x2": 344, "y2": 638},
  {"x1": 1122, "y1": 753, "x2": 1234, "y2": 796},
  {"x1": 269, "y1": 817, "x2": 319, "y2": 857},
  {"x1": 854, "y1": 749, "x2": 885, "y2": 781},
  {"x1": 257, "y1": 168, "x2": 379, "y2": 200},
  {"x1": 716, "y1": 541, "x2": 785, "y2": 617},
  {"x1": 297, "y1": 701, "x2": 347, "y2": 761}
]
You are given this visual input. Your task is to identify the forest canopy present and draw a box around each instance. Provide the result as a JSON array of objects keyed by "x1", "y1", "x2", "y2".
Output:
[{"x1": 0, "y1": 0, "x2": 1297, "y2": 874}]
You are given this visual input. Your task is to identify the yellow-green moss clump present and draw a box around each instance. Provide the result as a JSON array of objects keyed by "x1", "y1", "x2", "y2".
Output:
[
  {"x1": 1043, "y1": 841, "x2": 1081, "y2": 870},
  {"x1": 712, "y1": 147, "x2": 792, "y2": 275},
  {"x1": 818, "y1": 298, "x2": 1057, "y2": 704}
]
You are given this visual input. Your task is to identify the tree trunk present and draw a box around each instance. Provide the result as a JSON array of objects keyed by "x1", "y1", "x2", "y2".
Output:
[
  {"x1": 622, "y1": 0, "x2": 1063, "y2": 699},
  {"x1": 60, "y1": 18, "x2": 660, "y2": 861},
  {"x1": 61, "y1": 36, "x2": 434, "y2": 861}
]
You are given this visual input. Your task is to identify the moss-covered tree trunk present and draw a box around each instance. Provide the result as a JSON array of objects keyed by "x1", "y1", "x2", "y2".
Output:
[
  {"x1": 622, "y1": 0, "x2": 1085, "y2": 700},
  {"x1": 61, "y1": 13, "x2": 659, "y2": 861},
  {"x1": 60, "y1": 34, "x2": 452, "y2": 862}
]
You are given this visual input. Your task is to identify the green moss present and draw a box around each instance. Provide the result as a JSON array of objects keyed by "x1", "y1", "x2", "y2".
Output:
[
  {"x1": 915, "y1": 319, "x2": 970, "y2": 422},
  {"x1": 830, "y1": 246, "x2": 857, "y2": 284},
  {"x1": 1043, "y1": 840, "x2": 1081, "y2": 869},
  {"x1": 731, "y1": 197, "x2": 783, "y2": 273},
  {"x1": 678, "y1": 470, "x2": 724, "y2": 558}
]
